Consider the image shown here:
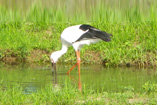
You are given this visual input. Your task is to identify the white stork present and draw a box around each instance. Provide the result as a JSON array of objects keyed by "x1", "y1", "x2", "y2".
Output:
[{"x1": 50, "y1": 24, "x2": 113, "y2": 75}]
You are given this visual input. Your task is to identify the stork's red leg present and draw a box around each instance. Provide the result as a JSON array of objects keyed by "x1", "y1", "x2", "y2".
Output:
[
  {"x1": 67, "y1": 50, "x2": 81, "y2": 74},
  {"x1": 76, "y1": 50, "x2": 81, "y2": 75},
  {"x1": 67, "y1": 63, "x2": 78, "y2": 75},
  {"x1": 78, "y1": 74, "x2": 82, "y2": 92},
  {"x1": 67, "y1": 50, "x2": 82, "y2": 91},
  {"x1": 75, "y1": 50, "x2": 82, "y2": 91}
]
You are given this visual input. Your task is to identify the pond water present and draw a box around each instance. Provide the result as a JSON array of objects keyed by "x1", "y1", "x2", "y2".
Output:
[{"x1": 0, "y1": 64, "x2": 156, "y2": 93}]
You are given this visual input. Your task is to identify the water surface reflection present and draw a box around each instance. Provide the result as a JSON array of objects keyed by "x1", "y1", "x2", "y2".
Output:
[{"x1": 0, "y1": 64, "x2": 156, "y2": 93}]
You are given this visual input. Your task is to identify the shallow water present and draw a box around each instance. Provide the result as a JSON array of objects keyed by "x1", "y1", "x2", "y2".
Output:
[{"x1": 0, "y1": 64, "x2": 156, "y2": 93}]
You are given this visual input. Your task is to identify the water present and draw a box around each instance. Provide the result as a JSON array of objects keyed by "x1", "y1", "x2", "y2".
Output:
[{"x1": 0, "y1": 64, "x2": 156, "y2": 93}]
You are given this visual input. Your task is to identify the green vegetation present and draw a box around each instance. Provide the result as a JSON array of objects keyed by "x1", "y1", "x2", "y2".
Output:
[
  {"x1": 0, "y1": 1, "x2": 156, "y2": 104},
  {"x1": 0, "y1": 81, "x2": 156, "y2": 104},
  {"x1": 0, "y1": 64, "x2": 157, "y2": 104},
  {"x1": 0, "y1": 0, "x2": 156, "y2": 66}
]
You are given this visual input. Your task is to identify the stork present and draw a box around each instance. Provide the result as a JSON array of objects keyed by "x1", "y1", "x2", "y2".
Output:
[{"x1": 50, "y1": 24, "x2": 112, "y2": 75}]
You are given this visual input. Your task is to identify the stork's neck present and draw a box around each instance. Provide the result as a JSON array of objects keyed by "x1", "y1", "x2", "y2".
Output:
[{"x1": 50, "y1": 45, "x2": 68, "y2": 63}]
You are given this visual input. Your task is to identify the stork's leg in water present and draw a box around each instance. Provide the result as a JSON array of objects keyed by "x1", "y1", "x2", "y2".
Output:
[
  {"x1": 78, "y1": 59, "x2": 82, "y2": 91},
  {"x1": 76, "y1": 50, "x2": 82, "y2": 91},
  {"x1": 67, "y1": 50, "x2": 82, "y2": 91},
  {"x1": 67, "y1": 63, "x2": 78, "y2": 75},
  {"x1": 67, "y1": 50, "x2": 81, "y2": 74}
]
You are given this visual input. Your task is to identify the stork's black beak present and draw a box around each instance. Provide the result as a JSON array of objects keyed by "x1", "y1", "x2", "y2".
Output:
[{"x1": 51, "y1": 63, "x2": 56, "y2": 74}]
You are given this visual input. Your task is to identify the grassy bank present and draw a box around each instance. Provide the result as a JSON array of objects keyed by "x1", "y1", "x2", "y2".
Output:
[
  {"x1": 0, "y1": 22, "x2": 156, "y2": 66},
  {"x1": 0, "y1": 0, "x2": 157, "y2": 66},
  {"x1": 0, "y1": 82, "x2": 157, "y2": 104}
]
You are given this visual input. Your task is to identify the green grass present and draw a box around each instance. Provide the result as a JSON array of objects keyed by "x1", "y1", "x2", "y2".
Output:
[
  {"x1": 0, "y1": 0, "x2": 157, "y2": 66},
  {"x1": 0, "y1": 22, "x2": 156, "y2": 66},
  {"x1": 0, "y1": 81, "x2": 156, "y2": 105}
]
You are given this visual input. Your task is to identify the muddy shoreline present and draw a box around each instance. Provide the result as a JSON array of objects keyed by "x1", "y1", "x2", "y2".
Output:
[{"x1": 0, "y1": 49, "x2": 156, "y2": 68}]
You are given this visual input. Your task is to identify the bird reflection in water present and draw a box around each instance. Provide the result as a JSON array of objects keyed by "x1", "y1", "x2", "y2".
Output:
[
  {"x1": 51, "y1": 64, "x2": 82, "y2": 92},
  {"x1": 67, "y1": 72, "x2": 82, "y2": 92}
]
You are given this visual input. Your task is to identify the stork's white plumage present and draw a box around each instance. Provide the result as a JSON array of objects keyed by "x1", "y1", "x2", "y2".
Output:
[{"x1": 50, "y1": 24, "x2": 112, "y2": 75}]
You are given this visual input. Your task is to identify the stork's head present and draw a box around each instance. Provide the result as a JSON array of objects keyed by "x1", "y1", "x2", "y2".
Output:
[{"x1": 50, "y1": 50, "x2": 65, "y2": 72}]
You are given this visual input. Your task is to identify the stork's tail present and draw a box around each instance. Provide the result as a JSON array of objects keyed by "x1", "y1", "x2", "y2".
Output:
[
  {"x1": 102, "y1": 32, "x2": 113, "y2": 42},
  {"x1": 91, "y1": 29, "x2": 113, "y2": 42}
]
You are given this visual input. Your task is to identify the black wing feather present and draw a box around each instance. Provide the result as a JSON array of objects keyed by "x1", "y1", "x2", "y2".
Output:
[{"x1": 75, "y1": 24, "x2": 113, "y2": 42}]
